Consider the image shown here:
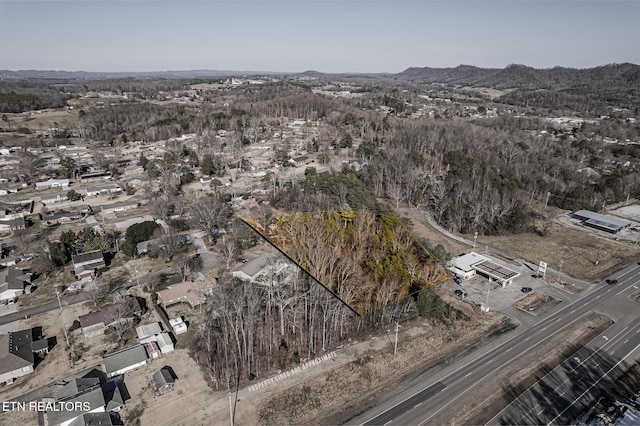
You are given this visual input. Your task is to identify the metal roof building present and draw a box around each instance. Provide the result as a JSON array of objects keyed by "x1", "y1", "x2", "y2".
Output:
[
  {"x1": 449, "y1": 252, "x2": 520, "y2": 287},
  {"x1": 572, "y1": 210, "x2": 631, "y2": 234}
]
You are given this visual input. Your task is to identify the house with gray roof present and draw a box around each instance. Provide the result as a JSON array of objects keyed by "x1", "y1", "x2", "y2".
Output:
[
  {"x1": 71, "y1": 250, "x2": 105, "y2": 280},
  {"x1": 102, "y1": 344, "x2": 149, "y2": 378},
  {"x1": 0, "y1": 268, "x2": 31, "y2": 304},
  {"x1": 78, "y1": 296, "x2": 142, "y2": 338},
  {"x1": 153, "y1": 366, "x2": 177, "y2": 395},
  {"x1": 0, "y1": 329, "x2": 35, "y2": 384},
  {"x1": 46, "y1": 375, "x2": 125, "y2": 426}
]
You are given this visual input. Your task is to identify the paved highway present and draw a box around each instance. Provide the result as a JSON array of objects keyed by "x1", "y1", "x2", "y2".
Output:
[{"x1": 351, "y1": 263, "x2": 640, "y2": 426}]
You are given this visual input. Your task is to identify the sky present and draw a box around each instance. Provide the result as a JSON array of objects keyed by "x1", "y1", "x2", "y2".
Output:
[{"x1": 0, "y1": 1, "x2": 638, "y2": 73}]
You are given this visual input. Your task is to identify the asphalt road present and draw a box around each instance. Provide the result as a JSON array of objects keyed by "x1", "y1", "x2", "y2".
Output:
[
  {"x1": 351, "y1": 263, "x2": 640, "y2": 426},
  {"x1": 0, "y1": 291, "x2": 91, "y2": 327}
]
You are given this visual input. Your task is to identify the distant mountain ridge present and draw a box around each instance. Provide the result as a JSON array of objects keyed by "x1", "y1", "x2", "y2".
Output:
[
  {"x1": 1, "y1": 64, "x2": 638, "y2": 92},
  {"x1": 0, "y1": 69, "x2": 283, "y2": 80},
  {"x1": 394, "y1": 63, "x2": 640, "y2": 90}
]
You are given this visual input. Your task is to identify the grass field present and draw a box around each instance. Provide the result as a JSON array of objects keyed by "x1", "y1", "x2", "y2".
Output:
[
  {"x1": 3, "y1": 109, "x2": 79, "y2": 130},
  {"x1": 477, "y1": 221, "x2": 640, "y2": 281}
]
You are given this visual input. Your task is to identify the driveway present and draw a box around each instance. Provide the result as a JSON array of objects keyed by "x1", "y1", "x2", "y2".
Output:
[{"x1": 191, "y1": 237, "x2": 222, "y2": 274}]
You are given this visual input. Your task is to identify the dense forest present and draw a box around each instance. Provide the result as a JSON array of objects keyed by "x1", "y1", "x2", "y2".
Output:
[
  {"x1": 247, "y1": 211, "x2": 449, "y2": 315},
  {"x1": 191, "y1": 227, "x2": 462, "y2": 387}
]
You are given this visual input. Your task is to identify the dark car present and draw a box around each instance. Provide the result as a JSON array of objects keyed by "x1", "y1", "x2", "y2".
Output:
[
  {"x1": 608, "y1": 279, "x2": 618, "y2": 285},
  {"x1": 521, "y1": 287, "x2": 532, "y2": 293}
]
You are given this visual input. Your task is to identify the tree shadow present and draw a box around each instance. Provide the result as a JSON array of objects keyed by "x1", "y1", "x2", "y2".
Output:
[{"x1": 493, "y1": 343, "x2": 638, "y2": 425}]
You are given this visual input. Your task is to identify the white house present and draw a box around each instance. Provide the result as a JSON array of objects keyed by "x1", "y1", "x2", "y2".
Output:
[
  {"x1": 35, "y1": 178, "x2": 70, "y2": 190},
  {"x1": 84, "y1": 183, "x2": 122, "y2": 197},
  {"x1": 39, "y1": 190, "x2": 69, "y2": 205}
]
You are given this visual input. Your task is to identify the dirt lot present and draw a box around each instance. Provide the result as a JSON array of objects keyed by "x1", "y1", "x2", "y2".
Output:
[
  {"x1": 0, "y1": 300, "x2": 106, "y2": 404},
  {"x1": 478, "y1": 220, "x2": 640, "y2": 280},
  {"x1": 514, "y1": 292, "x2": 560, "y2": 315}
]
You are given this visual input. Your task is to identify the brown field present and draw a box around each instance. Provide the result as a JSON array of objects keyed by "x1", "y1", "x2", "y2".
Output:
[
  {"x1": 3, "y1": 109, "x2": 79, "y2": 130},
  {"x1": 476, "y1": 221, "x2": 640, "y2": 280}
]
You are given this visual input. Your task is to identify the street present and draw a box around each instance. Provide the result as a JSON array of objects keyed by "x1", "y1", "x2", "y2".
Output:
[{"x1": 351, "y1": 263, "x2": 640, "y2": 425}]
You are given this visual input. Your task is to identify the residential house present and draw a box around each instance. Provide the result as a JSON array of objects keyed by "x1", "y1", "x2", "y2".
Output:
[
  {"x1": 100, "y1": 200, "x2": 139, "y2": 215},
  {"x1": 0, "y1": 268, "x2": 31, "y2": 304},
  {"x1": 79, "y1": 171, "x2": 112, "y2": 182},
  {"x1": 46, "y1": 373, "x2": 126, "y2": 426},
  {"x1": 102, "y1": 344, "x2": 149, "y2": 378},
  {"x1": 78, "y1": 296, "x2": 142, "y2": 338},
  {"x1": 0, "y1": 216, "x2": 26, "y2": 232},
  {"x1": 157, "y1": 281, "x2": 215, "y2": 310},
  {"x1": 0, "y1": 256, "x2": 21, "y2": 267},
  {"x1": 84, "y1": 183, "x2": 122, "y2": 197},
  {"x1": 289, "y1": 155, "x2": 311, "y2": 167},
  {"x1": 35, "y1": 178, "x2": 70, "y2": 190},
  {"x1": 153, "y1": 366, "x2": 177, "y2": 395},
  {"x1": 41, "y1": 210, "x2": 83, "y2": 226},
  {"x1": 0, "y1": 328, "x2": 45, "y2": 384},
  {"x1": 71, "y1": 250, "x2": 105, "y2": 280},
  {"x1": 0, "y1": 186, "x2": 20, "y2": 195},
  {"x1": 39, "y1": 190, "x2": 69, "y2": 205},
  {"x1": 231, "y1": 253, "x2": 289, "y2": 284}
]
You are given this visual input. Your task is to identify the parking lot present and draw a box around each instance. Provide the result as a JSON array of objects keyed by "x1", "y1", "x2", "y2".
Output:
[{"x1": 454, "y1": 270, "x2": 567, "y2": 314}]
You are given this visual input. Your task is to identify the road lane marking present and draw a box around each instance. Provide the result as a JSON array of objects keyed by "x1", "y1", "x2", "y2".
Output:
[
  {"x1": 541, "y1": 326, "x2": 548, "y2": 331},
  {"x1": 537, "y1": 409, "x2": 544, "y2": 415},
  {"x1": 384, "y1": 421, "x2": 392, "y2": 426},
  {"x1": 414, "y1": 403, "x2": 422, "y2": 407},
  {"x1": 559, "y1": 391, "x2": 565, "y2": 396},
  {"x1": 625, "y1": 339, "x2": 629, "y2": 344},
  {"x1": 506, "y1": 347, "x2": 512, "y2": 352},
  {"x1": 422, "y1": 312, "x2": 595, "y2": 426},
  {"x1": 464, "y1": 372, "x2": 471, "y2": 377},
  {"x1": 610, "y1": 351, "x2": 615, "y2": 355},
  {"x1": 548, "y1": 342, "x2": 640, "y2": 425}
]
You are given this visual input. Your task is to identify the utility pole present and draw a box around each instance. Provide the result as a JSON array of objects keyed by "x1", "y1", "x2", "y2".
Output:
[
  {"x1": 486, "y1": 282, "x2": 491, "y2": 309},
  {"x1": 558, "y1": 259, "x2": 564, "y2": 282},
  {"x1": 55, "y1": 289, "x2": 63, "y2": 311},
  {"x1": 393, "y1": 322, "x2": 400, "y2": 355}
]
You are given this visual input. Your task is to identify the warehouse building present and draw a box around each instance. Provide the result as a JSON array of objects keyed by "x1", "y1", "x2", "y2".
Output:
[{"x1": 571, "y1": 210, "x2": 631, "y2": 234}]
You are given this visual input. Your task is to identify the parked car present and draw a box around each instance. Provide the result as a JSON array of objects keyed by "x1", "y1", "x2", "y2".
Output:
[
  {"x1": 521, "y1": 287, "x2": 532, "y2": 293},
  {"x1": 607, "y1": 279, "x2": 618, "y2": 285}
]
